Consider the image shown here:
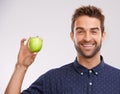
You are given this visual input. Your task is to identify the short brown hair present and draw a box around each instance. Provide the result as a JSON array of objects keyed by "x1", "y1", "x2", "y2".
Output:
[{"x1": 71, "y1": 5, "x2": 105, "y2": 33}]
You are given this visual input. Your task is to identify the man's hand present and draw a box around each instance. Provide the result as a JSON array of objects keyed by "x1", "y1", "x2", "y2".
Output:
[
  {"x1": 17, "y1": 38, "x2": 37, "y2": 68},
  {"x1": 5, "y1": 38, "x2": 38, "y2": 94}
]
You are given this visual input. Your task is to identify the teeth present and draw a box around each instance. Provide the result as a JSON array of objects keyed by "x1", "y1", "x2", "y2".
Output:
[
  {"x1": 81, "y1": 42, "x2": 95, "y2": 50},
  {"x1": 82, "y1": 43, "x2": 93, "y2": 46},
  {"x1": 83, "y1": 44, "x2": 93, "y2": 47}
]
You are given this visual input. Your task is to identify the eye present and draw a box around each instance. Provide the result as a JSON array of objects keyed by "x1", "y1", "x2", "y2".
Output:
[
  {"x1": 91, "y1": 30, "x2": 97, "y2": 35},
  {"x1": 77, "y1": 30, "x2": 84, "y2": 34}
]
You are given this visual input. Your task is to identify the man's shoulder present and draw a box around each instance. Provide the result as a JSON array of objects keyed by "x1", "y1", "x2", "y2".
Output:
[
  {"x1": 49, "y1": 62, "x2": 74, "y2": 72},
  {"x1": 44, "y1": 62, "x2": 74, "y2": 77},
  {"x1": 104, "y1": 63, "x2": 120, "y2": 74},
  {"x1": 105, "y1": 63, "x2": 120, "y2": 70}
]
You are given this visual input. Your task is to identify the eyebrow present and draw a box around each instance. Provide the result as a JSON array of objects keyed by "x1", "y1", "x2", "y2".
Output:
[
  {"x1": 75, "y1": 27, "x2": 84, "y2": 30},
  {"x1": 75, "y1": 27, "x2": 100, "y2": 31},
  {"x1": 90, "y1": 27, "x2": 100, "y2": 31}
]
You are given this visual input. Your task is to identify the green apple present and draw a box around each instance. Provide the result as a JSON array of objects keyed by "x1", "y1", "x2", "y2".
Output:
[{"x1": 28, "y1": 37, "x2": 43, "y2": 52}]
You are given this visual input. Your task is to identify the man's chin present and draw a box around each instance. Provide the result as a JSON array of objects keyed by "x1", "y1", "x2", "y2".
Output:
[
  {"x1": 80, "y1": 53, "x2": 96, "y2": 58},
  {"x1": 83, "y1": 55, "x2": 95, "y2": 58}
]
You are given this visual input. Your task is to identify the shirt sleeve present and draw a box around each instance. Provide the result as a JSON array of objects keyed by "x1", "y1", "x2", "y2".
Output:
[
  {"x1": 21, "y1": 69, "x2": 58, "y2": 94},
  {"x1": 21, "y1": 74, "x2": 46, "y2": 94}
]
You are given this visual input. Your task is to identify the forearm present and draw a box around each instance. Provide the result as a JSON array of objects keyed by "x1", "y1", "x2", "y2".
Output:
[
  {"x1": 5, "y1": 38, "x2": 37, "y2": 94},
  {"x1": 5, "y1": 63, "x2": 28, "y2": 94}
]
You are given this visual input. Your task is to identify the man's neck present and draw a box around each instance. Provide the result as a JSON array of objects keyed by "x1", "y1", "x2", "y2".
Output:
[{"x1": 77, "y1": 53, "x2": 101, "y2": 69}]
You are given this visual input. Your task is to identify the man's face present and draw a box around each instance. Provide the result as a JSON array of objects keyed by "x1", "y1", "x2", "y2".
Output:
[{"x1": 70, "y1": 16, "x2": 106, "y2": 58}]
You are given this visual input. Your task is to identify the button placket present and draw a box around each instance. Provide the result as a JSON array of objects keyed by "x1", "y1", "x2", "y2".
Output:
[{"x1": 88, "y1": 70, "x2": 93, "y2": 94}]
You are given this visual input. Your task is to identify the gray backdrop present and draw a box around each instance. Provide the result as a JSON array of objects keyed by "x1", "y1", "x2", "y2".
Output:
[{"x1": 0, "y1": 0, "x2": 120, "y2": 93}]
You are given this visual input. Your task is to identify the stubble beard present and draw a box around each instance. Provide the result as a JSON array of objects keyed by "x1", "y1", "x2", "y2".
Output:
[{"x1": 74, "y1": 40, "x2": 102, "y2": 58}]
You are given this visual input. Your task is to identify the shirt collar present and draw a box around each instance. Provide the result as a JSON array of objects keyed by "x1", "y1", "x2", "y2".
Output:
[{"x1": 73, "y1": 56, "x2": 105, "y2": 76}]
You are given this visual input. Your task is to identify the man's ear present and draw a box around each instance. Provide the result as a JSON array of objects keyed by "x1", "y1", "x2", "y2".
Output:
[
  {"x1": 70, "y1": 32, "x2": 74, "y2": 41},
  {"x1": 102, "y1": 31, "x2": 106, "y2": 42}
]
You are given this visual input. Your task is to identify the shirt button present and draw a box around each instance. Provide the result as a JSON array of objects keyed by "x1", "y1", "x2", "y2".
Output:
[
  {"x1": 89, "y1": 82, "x2": 92, "y2": 86},
  {"x1": 95, "y1": 72, "x2": 98, "y2": 75},
  {"x1": 89, "y1": 70, "x2": 92, "y2": 73},
  {"x1": 80, "y1": 72, "x2": 84, "y2": 76}
]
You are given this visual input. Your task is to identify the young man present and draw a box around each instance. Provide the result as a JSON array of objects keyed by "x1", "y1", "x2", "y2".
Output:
[{"x1": 5, "y1": 5, "x2": 120, "y2": 94}]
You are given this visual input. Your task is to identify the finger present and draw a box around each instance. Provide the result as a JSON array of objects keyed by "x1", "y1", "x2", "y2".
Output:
[
  {"x1": 32, "y1": 54, "x2": 37, "y2": 61},
  {"x1": 26, "y1": 37, "x2": 32, "y2": 44},
  {"x1": 33, "y1": 52, "x2": 38, "y2": 55},
  {"x1": 20, "y1": 38, "x2": 27, "y2": 46}
]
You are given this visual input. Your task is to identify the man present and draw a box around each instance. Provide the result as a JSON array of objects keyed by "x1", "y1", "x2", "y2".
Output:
[{"x1": 5, "y1": 5, "x2": 120, "y2": 94}]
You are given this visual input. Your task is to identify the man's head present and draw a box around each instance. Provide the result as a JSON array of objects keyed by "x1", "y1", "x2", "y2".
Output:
[
  {"x1": 71, "y1": 5, "x2": 105, "y2": 34},
  {"x1": 70, "y1": 5, "x2": 106, "y2": 58}
]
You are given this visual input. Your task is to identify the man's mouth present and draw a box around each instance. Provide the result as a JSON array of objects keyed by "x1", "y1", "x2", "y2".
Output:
[{"x1": 81, "y1": 43, "x2": 95, "y2": 50}]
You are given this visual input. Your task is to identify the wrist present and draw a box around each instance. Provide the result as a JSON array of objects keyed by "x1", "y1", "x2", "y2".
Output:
[{"x1": 15, "y1": 63, "x2": 28, "y2": 71}]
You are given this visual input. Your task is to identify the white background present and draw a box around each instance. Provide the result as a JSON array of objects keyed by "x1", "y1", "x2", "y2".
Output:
[{"x1": 0, "y1": 0, "x2": 120, "y2": 93}]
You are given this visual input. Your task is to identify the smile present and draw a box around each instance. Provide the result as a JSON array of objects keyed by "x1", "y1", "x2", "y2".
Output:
[{"x1": 81, "y1": 43, "x2": 95, "y2": 50}]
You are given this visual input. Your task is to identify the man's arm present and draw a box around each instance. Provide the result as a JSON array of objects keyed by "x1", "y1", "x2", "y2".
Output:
[{"x1": 5, "y1": 38, "x2": 37, "y2": 94}]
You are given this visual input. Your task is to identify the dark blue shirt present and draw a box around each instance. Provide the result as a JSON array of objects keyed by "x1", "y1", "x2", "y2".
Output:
[{"x1": 22, "y1": 56, "x2": 120, "y2": 94}]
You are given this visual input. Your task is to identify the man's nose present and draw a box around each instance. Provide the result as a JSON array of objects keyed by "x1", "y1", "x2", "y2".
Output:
[{"x1": 83, "y1": 33, "x2": 92, "y2": 41}]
